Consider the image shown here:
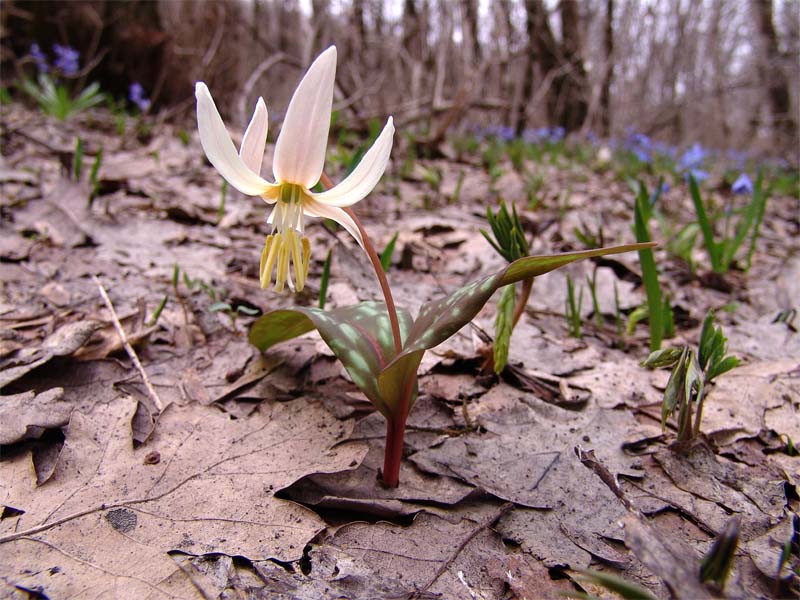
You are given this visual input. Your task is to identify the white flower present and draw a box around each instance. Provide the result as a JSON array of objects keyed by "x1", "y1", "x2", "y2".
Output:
[{"x1": 195, "y1": 46, "x2": 394, "y2": 292}]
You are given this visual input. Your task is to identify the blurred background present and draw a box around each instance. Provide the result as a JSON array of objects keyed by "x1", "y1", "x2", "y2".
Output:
[{"x1": 1, "y1": 0, "x2": 798, "y2": 162}]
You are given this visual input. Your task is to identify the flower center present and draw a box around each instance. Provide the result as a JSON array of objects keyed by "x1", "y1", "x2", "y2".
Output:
[{"x1": 260, "y1": 183, "x2": 311, "y2": 292}]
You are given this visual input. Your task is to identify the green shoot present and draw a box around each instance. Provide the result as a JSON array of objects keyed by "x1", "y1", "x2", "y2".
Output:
[
  {"x1": 700, "y1": 517, "x2": 740, "y2": 590},
  {"x1": 21, "y1": 74, "x2": 105, "y2": 121},
  {"x1": 565, "y1": 274, "x2": 583, "y2": 338},
  {"x1": 633, "y1": 181, "x2": 665, "y2": 351},
  {"x1": 689, "y1": 172, "x2": 769, "y2": 273},
  {"x1": 148, "y1": 295, "x2": 168, "y2": 326},
  {"x1": 480, "y1": 201, "x2": 529, "y2": 263},
  {"x1": 641, "y1": 310, "x2": 740, "y2": 442},
  {"x1": 318, "y1": 248, "x2": 332, "y2": 309},
  {"x1": 493, "y1": 284, "x2": 515, "y2": 372},
  {"x1": 572, "y1": 569, "x2": 658, "y2": 600},
  {"x1": 586, "y1": 269, "x2": 604, "y2": 327},
  {"x1": 87, "y1": 147, "x2": 103, "y2": 206},
  {"x1": 450, "y1": 170, "x2": 465, "y2": 204},
  {"x1": 380, "y1": 232, "x2": 399, "y2": 272}
]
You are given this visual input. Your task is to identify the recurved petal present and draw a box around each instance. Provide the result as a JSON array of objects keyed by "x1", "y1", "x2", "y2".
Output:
[
  {"x1": 273, "y1": 47, "x2": 337, "y2": 188},
  {"x1": 310, "y1": 117, "x2": 394, "y2": 208},
  {"x1": 240, "y1": 97, "x2": 268, "y2": 175},
  {"x1": 303, "y1": 198, "x2": 364, "y2": 249},
  {"x1": 195, "y1": 82, "x2": 271, "y2": 196}
]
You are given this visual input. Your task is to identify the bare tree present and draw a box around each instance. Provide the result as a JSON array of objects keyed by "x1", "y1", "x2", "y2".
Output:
[{"x1": 751, "y1": 0, "x2": 798, "y2": 154}]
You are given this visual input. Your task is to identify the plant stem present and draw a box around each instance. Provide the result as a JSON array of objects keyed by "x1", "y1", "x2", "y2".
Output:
[
  {"x1": 319, "y1": 172, "x2": 403, "y2": 355},
  {"x1": 511, "y1": 277, "x2": 533, "y2": 327},
  {"x1": 382, "y1": 414, "x2": 406, "y2": 487},
  {"x1": 692, "y1": 379, "x2": 708, "y2": 438}
]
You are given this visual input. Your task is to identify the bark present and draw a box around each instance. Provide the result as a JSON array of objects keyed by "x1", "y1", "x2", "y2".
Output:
[
  {"x1": 600, "y1": 0, "x2": 614, "y2": 136},
  {"x1": 752, "y1": 0, "x2": 798, "y2": 153},
  {"x1": 461, "y1": 0, "x2": 481, "y2": 64},
  {"x1": 558, "y1": 0, "x2": 589, "y2": 132}
]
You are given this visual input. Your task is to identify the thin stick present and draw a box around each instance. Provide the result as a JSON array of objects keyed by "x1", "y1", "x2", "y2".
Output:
[
  {"x1": 414, "y1": 502, "x2": 514, "y2": 597},
  {"x1": 319, "y1": 172, "x2": 403, "y2": 355},
  {"x1": 93, "y1": 275, "x2": 165, "y2": 412}
]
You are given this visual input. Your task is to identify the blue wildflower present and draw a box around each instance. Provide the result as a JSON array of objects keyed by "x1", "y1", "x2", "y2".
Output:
[
  {"x1": 658, "y1": 181, "x2": 670, "y2": 195},
  {"x1": 625, "y1": 130, "x2": 652, "y2": 163},
  {"x1": 679, "y1": 143, "x2": 706, "y2": 171},
  {"x1": 496, "y1": 125, "x2": 515, "y2": 142},
  {"x1": 549, "y1": 126, "x2": 565, "y2": 142},
  {"x1": 684, "y1": 169, "x2": 709, "y2": 183},
  {"x1": 128, "y1": 82, "x2": 151, "y2": 111},
  {"x1": 52, "y1": 44, "x2": 80, "y2": 76},
  {"x1": 731, "y1": 173, "x2": 753, "y2": 195},
  {"x1": 29, "y1": 43, "x2": 49, "y2": 73}
]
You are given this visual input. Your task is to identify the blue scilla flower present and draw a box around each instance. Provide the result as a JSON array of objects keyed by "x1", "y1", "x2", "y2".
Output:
[
  {"x1": 679, "y1": 143, "x2": 706, "y2": 171},
  {"x1": 496, "y1": 125, "x2": 515, "y2": 142},
  {"x1": 625, "y1": 130, "x2": 652, "y2": 163},
  {"x1": 53, "y1": 44, "x2": 80, "y2": 76},
  {"x1": 128, "y1": 82, "x2": 151, "y2": 111},
  {"x1": 29, "y1": 43, "x2": 49, "y2": 73},
  {"x1": 684, "y1": 168, "x2": 709, "y2": 183},
  {"x1": 731, "y1": 173, "x2": 753, "y2": 195},
  {"x1": 549, "y1": 126, "x2": 565, "y2": 142}
]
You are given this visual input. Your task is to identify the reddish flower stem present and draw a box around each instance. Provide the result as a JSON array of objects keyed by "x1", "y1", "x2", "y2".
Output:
[
  {"x1": 319, "y1": 172, "x2": 402, "y2": 355},
  {"x1": 319, "y1": 171, "x2": 410, "y2": 487}
]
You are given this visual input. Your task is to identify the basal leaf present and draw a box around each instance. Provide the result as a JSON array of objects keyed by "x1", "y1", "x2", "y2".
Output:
[
  {"x1": 249, "y1": 302, "x2": 413, "y2": 416},
  {"x1": 403, "y1": 243, "x2": 653, "y2": 357}
]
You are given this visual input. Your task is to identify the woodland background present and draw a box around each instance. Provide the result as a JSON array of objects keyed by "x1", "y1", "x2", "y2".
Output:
[{"x1": 2, "y1": 0, "x2": 798, "y2": 162}]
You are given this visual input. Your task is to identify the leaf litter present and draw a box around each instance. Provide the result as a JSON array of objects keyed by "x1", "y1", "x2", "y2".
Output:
[{"x1": 0, "y1": 106, "x2": 798, "y2": 598}]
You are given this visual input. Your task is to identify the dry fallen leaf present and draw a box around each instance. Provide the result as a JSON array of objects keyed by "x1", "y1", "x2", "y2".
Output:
[{"x1": 0, "y1": 395, "x2": 368, "y2": 598}]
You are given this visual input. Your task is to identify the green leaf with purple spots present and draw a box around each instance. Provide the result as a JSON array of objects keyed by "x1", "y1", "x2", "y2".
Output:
[{"x1": 249, "y1": 302, "x2": 413, "y2": 417}]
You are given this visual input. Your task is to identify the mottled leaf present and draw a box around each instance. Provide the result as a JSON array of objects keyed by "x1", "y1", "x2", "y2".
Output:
[
  {"x1": 249, "y1": 302, "x2": 413, "y2": 416},
  {"x1": 399, "y1": 243, "x2": 653, "y2": 361}
]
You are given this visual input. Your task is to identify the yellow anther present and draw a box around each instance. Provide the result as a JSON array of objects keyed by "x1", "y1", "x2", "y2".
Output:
[{"x1": 260, "y1": 234, "x2": 278, "y2": 289}]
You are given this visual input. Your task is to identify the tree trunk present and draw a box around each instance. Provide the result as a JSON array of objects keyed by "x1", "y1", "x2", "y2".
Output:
[
  {"x1": 558, "y1": 0, "x2": 589, "y2": 132},
  {"x1": 600, "y1": 0, "x2": 614, "y2": 136},
  {"x1": 752, "y1": 0, "x2": 798, "y2": 155}
]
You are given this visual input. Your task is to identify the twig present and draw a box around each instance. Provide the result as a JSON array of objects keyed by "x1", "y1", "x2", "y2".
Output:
[
  {"x1": 411, "y1": 502, "x2": 514, "y2": 598},
  {"x1": 574, "y1": 445, "x2": 636, "y2": 514},
  {"x1": 93, "y1": 275, "x2": 165, "y2": 413}
]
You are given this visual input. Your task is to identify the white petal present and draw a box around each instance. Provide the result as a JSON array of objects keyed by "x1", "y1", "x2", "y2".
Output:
[
  {"x1": 310, "y1": 117, "x2": 394, "y2": 208},
  {"x1": 240, "y1": 97, "x2": 268, "y2": 175},
  {"x1": 195, "y1": 82, "x2": 271, "y2": 196},
  {"x1": 273, "y1": 47, "x2": 337, "y2": 188},
  {"x1": 303, "y1": 198, "x2": 364, "y2": 248}
]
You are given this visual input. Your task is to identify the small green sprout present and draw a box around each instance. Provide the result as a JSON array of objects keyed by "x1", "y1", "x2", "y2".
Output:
[
  {"x1": 571, "y1": 569, "x2": 658, "y2": 600},
  {"x1": 481, "y1": 201, "x2": 533, "y2": 372},
  {"x1": 379, "y1": 232, "x2": 399, "y2": 272},
  {"x1": 699, "y1": 516, "x2": 740, "y2": 590},
  {"x1": 641, "y1": 310, "x2": 740, "y2": 443},
  {"x1": 318, "y1": 248, "x2": 332, "y2": 309},
  {"x1": 565, "y1": 273, "x2": 583, "y2": 338},
  {"x1": 21, "y1": 73, "x2": 105, "y2": 121}
]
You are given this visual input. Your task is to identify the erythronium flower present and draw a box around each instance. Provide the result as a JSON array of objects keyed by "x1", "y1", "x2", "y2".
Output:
[{"x1": 195, "y1": 46, "x2": 394, "y2": 292}]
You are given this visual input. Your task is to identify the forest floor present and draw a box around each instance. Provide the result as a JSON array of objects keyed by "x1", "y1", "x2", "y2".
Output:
[{"x1": 1, "y1": 103, "x2": 799, "y2": 599}]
